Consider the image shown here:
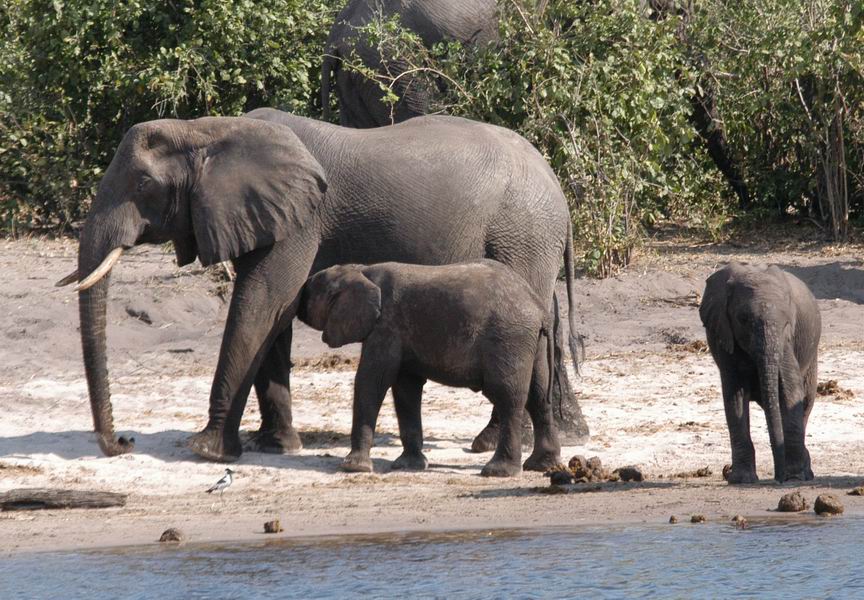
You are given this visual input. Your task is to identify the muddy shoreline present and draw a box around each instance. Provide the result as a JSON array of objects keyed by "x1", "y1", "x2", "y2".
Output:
[{"x1": 2, "y1": 236, "x2": 863, "y2": 555}]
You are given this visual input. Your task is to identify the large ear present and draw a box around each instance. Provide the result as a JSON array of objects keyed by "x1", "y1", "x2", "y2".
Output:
[
  {"x1": 323, "y1": 269, "x2": 382, "y2": 348},
  {"x1": 699, "y1": 267, "x2": 735, "y2": 354},
  {"x1": 188, "y1": 117, "x2": 327, "y2": 266}
]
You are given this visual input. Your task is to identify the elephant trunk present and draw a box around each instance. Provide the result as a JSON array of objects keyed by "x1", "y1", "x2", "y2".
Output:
[
  {"x1": 77, "y1": 207, "x2": 137, "y2": 456},
  {"x1": 757, "y1": 338, "x2": 785, "y2": 482}
]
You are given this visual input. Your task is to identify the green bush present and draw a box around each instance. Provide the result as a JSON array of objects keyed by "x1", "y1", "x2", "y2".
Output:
[
  {"x1": 690, "y1": 0, "x2": 864, "y2": 241},
  {"x1": 0, "y1": 0, "x2": 337, "y2": 231},
  {"x1": 2, "y1": 0, "x2": 861, "y2": 275},
  {"x1": 351, "y1": 0, "x2": 863, "y2": 274}
]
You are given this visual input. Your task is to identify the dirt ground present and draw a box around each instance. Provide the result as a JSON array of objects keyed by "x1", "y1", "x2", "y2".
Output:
[{"x1": 1, "y1": 232, "x2": 863, "y2": 554}]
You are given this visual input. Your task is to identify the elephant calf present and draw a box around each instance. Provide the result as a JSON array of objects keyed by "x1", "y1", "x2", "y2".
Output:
[
  {"x1": 700, "y1": 262, "x2": 821, "y2": 484},
  {"x1": 298, "y1": 260, "x2": 564, "y2": 477}
]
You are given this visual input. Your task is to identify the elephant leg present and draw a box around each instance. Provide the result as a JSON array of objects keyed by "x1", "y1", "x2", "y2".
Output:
[
  {"x1": 480, "y1": 381, "x2": 526, "y2": 478},
  {"x1": 523, "y1": 344, "x2": 562, "y2": 472},
  {"x1": 551, "y1": 292, "x2": 590, "y2": 443},
  {"x1": 779, "y1": 349, "x2": 812, "y2": 481},
  {"x1": 391, "y1": 372, "x2": 428, "y2": 471},
  {"x1": 250, "y1": 324, "x2": 302, "y2": 454},
  {"x1": 188, "y1": 240, "x2": 316, "y2": 463},
  {"x1": 471, "y1": 409, "x2": 500, "y2": 453},
  {"x1": 473, "y1": 296, "x2": 590, "y2": 452},
  {"x1": 342, "y1": 335, "x2": 401, "y2": 473},
  {"x1": 720, "y1": 369, "x2": 758, "y2": 484},
  {"x1": 471, "y1": 407, "x2": 534, "y2": 453}
]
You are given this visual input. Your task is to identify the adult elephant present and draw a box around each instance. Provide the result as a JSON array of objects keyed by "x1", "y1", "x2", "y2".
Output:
[
  {"x1": 321, "y1": 0, "x2": 498, "y2": 128},
  {"x1": 58, "y1": 109, "x2": 588, "y2": 462}
]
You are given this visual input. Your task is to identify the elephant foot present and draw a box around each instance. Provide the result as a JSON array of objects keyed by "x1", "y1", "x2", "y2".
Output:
[
  {"x1": 391, "y1": 451, "x2": 428, "y2": 471},
  {"x1": 96, "y1": 433, "x2": 135, "y2": 457},
  {"x1": 523, "y1": 451, "x2": 562, "y2": 472},
  {"x1": 725, "y1": 465, "x2": 759, "y2": 485},
  {"x1": 470, "y1": 424, "x2": 499, "y2": 453},
  {"x1": 249, "y1": 427, "x2": 302, "y2": 454},
  {"x1": 480, "y1": 459, "x2": 522, "y2": 478},
  {"x1": 188, "y1": 428, "x2": 242, "y2": 463},
  {"x1": 784, "y1": 466, "x2": 814, "y2": 483},
  {"x1": 341, "y1": 451, "x2": 373, "y2": 473}
]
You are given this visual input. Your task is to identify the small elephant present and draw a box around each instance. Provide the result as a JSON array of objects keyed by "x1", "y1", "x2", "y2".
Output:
[
  {"x1": 298, "y1": 260, "x2": 565, "y2": 477},
  {"x1": 700, "y1": 262, "x2": 821, "y2": 484}
]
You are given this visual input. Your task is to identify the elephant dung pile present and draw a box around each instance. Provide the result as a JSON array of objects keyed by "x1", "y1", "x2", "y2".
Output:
[
  {"x1": 814, "y1": 494, "x2": 844, "y2": 516},
  {"x1": 159, "y1": 528, "x2": 185, "y2": 543},
  {"x1": 816, "y1": 380, "x2": 855, "y2": 401},
  {"x1": 264, "y1": 519, "x2": 284, "y2": 533},
  {"x1": 547, "y1": 456, "x2": 645, "y2": 486},
  {"x1": 777, "y1": 491, "x2": 808, "y2": 512},
  {"x1": 777, "y1": 492, "x2": 845, "y2": 515}
]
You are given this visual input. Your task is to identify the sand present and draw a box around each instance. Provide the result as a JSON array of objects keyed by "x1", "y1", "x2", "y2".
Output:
[{"x1": 1, "y1": 233, "x2": 863, "y2": 554}]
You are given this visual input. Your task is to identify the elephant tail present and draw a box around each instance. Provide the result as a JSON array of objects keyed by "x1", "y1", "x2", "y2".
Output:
[
  {"x1": 321, "y1": 50, "x2": 340, "y2": 122},
  {"x1": 563, "y1": 217, "x2": 584, "y2": 375}
]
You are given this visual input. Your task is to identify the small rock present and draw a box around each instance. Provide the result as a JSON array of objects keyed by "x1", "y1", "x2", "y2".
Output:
[
  {"x1": 722, "y1": 464, "x2": 732, "y2": 481},
  {"x1": 669, "y1": 515, "x2": 678, "y2": 524},
  {"x1": 814, "y1": 494, "x2": 844, "y2": 516},
  {"x1": 549, "y1": 470, "x2": 574, "y2": 486},
  {"x1": 264, "y1": 519, "x2": 284, "y2": 534},
  {"x1": 159, "y1": 528, "x2": 185, "y2": 543},
  {"x1": 613, "y1": 466, "x2": 645, "y2": 482},
  {"x1": 690, "y1": 515, "x2": 706, "y2": 524},
  {"x1": 848, "y1": 487, "x2": 864, "y2": 496},
  {"x1": 778, "y1": 491, "x2": 808, "y2": 512}
]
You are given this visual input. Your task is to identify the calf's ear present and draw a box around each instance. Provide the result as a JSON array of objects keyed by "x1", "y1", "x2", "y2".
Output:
[
  {"x1": 700, "y1": 268, "x2": 735, "y2": 354},
  {"x1": 322, "y1": 270, "x2": 381, "y2": 348}
]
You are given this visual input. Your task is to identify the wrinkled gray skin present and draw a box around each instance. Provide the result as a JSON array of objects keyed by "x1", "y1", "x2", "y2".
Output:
[
  {"x1": 298, "y1": 261, "x2": 563, "y2": 477},
  {"x1": 322, "y1": 0, "x2": 498, "y2": 127},
  {"x1": 70, "y1": 109, "x2": 587, "y2": 462},
  {"x1": 700, "y1": 263, "x2": 821, "y2": 484}
]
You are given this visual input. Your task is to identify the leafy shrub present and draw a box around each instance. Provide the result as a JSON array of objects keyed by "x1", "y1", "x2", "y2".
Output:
[
  {"x1": 0, "y1": 0, "x2": 338, "y2": 231},
  {"x1": 689, "y1": 0, "x2": 864, "y2": 241},
  {"x1": 2, "y1": 0, "x2": 861, "y2": 275},
  {"x1": 348, "y1": 0, "x2": 863, "y2": 274}
]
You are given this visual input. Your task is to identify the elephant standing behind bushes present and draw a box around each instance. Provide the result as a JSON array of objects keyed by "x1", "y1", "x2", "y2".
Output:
[
  {"x1": 57, "y1": 109, "x2": 589, "y2": 462},
  {"x1": 700, "y1": 263, "x2": 821, "y2": 484},
  {"x1": 298, "y1": 260, "x2": 564, "y2": 477},
  {"x1": 321, "y1": 0, "x2": 498, "y2": 128}
]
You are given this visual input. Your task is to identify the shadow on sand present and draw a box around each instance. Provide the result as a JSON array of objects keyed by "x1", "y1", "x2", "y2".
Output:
[{"x1": 0, "y1": 428, "x2": 489, "y2": 474}]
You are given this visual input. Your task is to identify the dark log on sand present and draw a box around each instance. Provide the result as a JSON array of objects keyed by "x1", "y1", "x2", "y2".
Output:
[{"x1": 0, "y1": 488, "x2": 127, "y2": 511}]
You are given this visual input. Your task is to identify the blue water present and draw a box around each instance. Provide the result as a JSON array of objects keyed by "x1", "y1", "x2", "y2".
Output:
[{"x1": 3, "y1": 519, "x2": 863, "y2": 599}]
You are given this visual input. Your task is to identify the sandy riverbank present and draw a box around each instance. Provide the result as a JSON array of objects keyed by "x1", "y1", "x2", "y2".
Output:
[{"x1": 1, "y1": 234, "x2": 863, "y2": 554}]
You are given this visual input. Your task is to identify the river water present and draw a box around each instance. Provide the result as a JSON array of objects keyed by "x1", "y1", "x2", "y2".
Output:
[{"x1": 2, "y1": 518, "x2": 863, "y2": 598}]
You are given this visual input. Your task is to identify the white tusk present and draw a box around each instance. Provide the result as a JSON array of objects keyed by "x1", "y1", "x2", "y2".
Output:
[
  {"x1": 74, "y1": 247, "x2": 123, "y2": 292},
  {"x1": 55, "y1": 269, "x2": 80, "y2": 287}
]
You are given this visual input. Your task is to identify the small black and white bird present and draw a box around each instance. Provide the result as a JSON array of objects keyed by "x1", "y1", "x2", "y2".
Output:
[{"x1": 206, "y1": 468, "x2": 234, "y2": 498}]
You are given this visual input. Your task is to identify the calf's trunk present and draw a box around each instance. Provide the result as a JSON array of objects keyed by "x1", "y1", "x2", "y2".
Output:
[{"x1": 757, "y1": 354, "x2": 785, "y2": 482}]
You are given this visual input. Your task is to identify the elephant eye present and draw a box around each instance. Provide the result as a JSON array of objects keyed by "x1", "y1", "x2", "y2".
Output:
[{"x1": 137, "y1": 176, "x2": 151, "y2": 192}]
